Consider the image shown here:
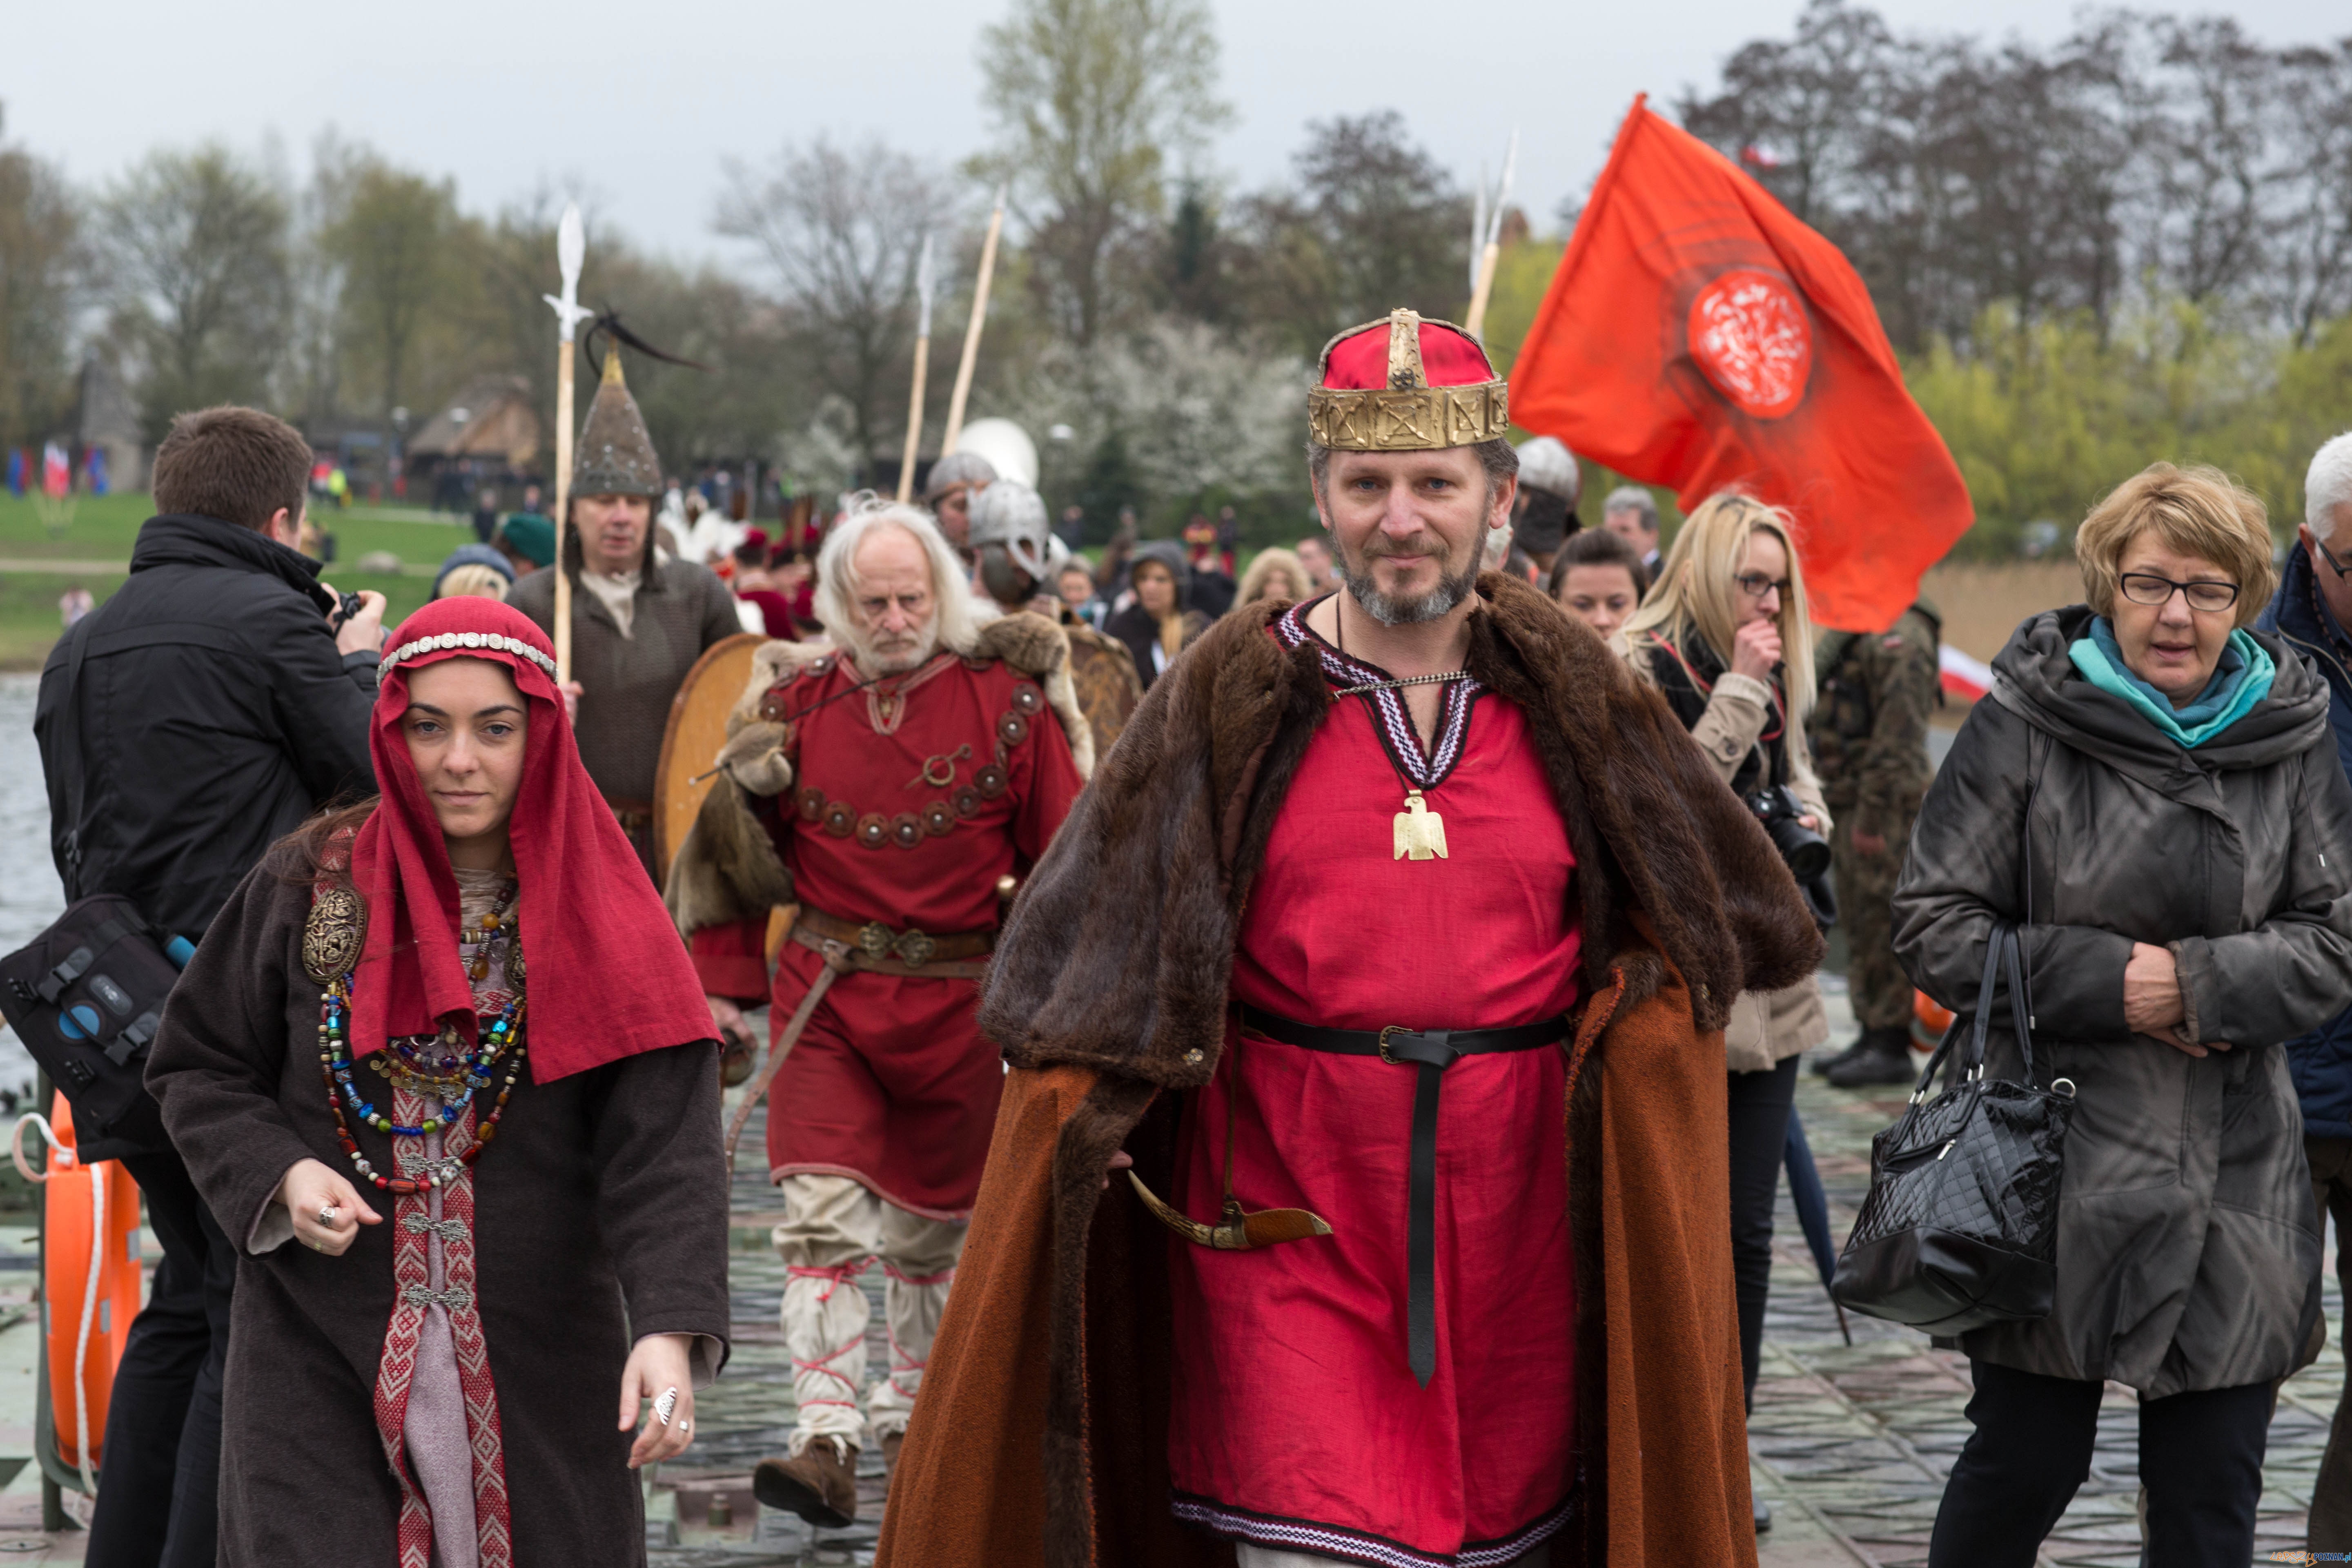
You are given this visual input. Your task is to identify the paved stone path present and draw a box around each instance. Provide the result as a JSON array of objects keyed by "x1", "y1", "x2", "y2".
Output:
[{"x1": 646, "y1": 981, "x2": 2347, "y2": 1566}]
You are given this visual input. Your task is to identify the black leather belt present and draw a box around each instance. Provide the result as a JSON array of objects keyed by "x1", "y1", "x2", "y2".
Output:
[{"x1": 1236, "y1": 1002, "x2": 1566, "y2": 1386}]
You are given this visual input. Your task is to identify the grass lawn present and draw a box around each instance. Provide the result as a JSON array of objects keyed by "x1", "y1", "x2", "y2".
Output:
[{"x1": 0, "y1": 493, "x2": 463, "y2": 669}]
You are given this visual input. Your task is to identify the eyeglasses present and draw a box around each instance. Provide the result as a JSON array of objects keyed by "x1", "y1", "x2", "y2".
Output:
[
  {"x1": 2317, "y1": 539, "x2": 2352, "y2": 581},
  {"x1": 1734, "y1": 572, "x2": 1792, "y2": 599},
  {"x1": 2118, "y1": 572, "x2": 2239, "y2": 613}
]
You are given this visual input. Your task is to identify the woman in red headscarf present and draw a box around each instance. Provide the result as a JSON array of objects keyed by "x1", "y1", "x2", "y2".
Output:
[{"x1": 146, "y1": 598, "x2": 729, "y2": 1568}]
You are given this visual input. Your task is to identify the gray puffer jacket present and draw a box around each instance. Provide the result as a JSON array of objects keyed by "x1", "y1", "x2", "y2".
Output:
[{"x1": 1892, "y1": 605, "x2": 2352, "y2": 1396}]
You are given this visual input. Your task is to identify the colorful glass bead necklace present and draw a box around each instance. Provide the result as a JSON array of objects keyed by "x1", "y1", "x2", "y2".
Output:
[
  {"x1": 316, "y1": 976, "x2": 529, "y2": 1194},
  {"x1": 460, "y1": 877, "x2": 518, "y2": 982}
]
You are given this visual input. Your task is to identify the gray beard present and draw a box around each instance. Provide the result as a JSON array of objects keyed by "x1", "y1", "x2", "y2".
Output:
[
  {"x1": 833, "y1": 619, "x2": 940, "y2": 675},
  {"x1": 1337, "y1": 555, "x2": 1479, "y2": 626}
]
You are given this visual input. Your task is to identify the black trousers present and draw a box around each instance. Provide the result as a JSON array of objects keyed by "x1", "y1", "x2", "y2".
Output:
[
  {"x1": 84, "y1": 1146, "x2": 234, "y2": 1568},
  {"x1": 1928, "y1": 1359, "x2": 2272, "y2": 1568},
  {"x1": 1726, "y1": 1055, "x2": 1799, "y2": 1408}
]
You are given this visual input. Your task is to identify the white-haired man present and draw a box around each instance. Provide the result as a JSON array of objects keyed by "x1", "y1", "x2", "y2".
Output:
[
  {"x1": 2257, "y1": 428, "x2": 2352, "y2": 1554},
  {"x1": 667, "y1": 497, "x2": 1089, "y2": 1527}
]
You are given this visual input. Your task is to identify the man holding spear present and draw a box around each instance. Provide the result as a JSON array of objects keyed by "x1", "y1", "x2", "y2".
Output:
[{"x1": 509, "y1": 233, "x2": 740, "y2": 884}]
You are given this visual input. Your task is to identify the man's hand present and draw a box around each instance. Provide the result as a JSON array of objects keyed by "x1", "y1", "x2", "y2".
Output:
[
  {"x1": 275, "y1": 1158, "x2": 382, "y2": 1255},
  {"x1": 708, "y1": 994, "x2": 746, "y2": 1040},
  {"x1": 1729, "y1": 617, "x2": 1783, "y2": 682},
  {"x1": 329, "y1": 588, "x2": 387, "y2": 655},
  {"x1": 1100, "y1": 1149, "x2": 1134, "y2": 1192},
  {"x1": 620, "y1": 1332, "x2": 697, "y2": 1468}
]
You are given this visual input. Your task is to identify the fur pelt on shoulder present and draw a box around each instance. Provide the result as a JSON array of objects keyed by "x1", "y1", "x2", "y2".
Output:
[
  {"x1": 980, "y1": 570, "x2": 1822, "y2": 1084},
  {"x1": 663, "y1": 612, "x2": 1092, "y2": 933}
]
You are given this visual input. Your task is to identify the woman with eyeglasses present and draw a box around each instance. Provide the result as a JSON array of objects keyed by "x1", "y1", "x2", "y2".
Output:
[
  {"x1": 1617, "y1": 492, "x2": 1831, "y2": 1535},
  {"x1": 1893, "y1": 463, "x2": 2352, "y2": 1565}
]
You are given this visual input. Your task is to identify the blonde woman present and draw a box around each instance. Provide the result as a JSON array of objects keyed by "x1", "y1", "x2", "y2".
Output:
[
  {"x1": 1618, "y1": 491, "x2": 1831, "y2": 1469},
  {"x1": 1896, "y1": 464, "x2": 2352, "y2": 1566},
  {"x1": 1237, "y1": 546, "x2": 1307, "y2": 607}
]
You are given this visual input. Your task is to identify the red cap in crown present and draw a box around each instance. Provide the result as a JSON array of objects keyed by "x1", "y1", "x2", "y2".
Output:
[{"x1": 1308, "y1": 308, "x2": 1510, "y2": 452}]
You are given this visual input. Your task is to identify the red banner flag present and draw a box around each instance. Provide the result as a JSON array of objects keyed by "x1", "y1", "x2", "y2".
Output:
[{"x1": 1510, "y1": 97, "x2": 1972, "y2": 633}]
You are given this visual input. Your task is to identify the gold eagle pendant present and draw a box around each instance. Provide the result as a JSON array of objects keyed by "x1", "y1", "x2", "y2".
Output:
[{"x1": 1392, "y1": 789, "x2": 1448, "y2": 861}]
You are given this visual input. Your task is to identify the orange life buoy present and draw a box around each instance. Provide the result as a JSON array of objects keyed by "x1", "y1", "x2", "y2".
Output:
[
  {"x1": 1913, "y1": 988, "x2": 1957, "y2": 1049},
  {"x1": 13, "y1": 1094, "x2": 142, "y2": 1490}
]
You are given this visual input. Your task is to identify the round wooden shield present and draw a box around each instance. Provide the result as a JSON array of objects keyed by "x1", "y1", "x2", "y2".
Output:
[{"x1": 653, "y1": 632, "x2": 769, "y2": 888}]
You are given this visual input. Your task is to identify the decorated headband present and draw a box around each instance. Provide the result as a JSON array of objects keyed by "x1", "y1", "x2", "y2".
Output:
[
  {"x1": 1307, "y1": 307, "x2": 1512, "y2": 453},
  {"x1": 380, "y1": 630, "x2": 560, "y2": 680}
]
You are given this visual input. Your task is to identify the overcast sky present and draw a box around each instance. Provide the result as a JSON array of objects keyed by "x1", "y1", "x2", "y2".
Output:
[{"x1": 4, "y1": 0, "x2": 2344, "y2": 269}]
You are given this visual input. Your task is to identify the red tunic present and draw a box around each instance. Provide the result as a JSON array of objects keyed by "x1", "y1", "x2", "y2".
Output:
[
  {"x1": 1166, "y1": 602, "x2": 1581, "y2": 1566},
  {"x1": 692, "y1": 649, "x2": 1085, "y2": 1216}
]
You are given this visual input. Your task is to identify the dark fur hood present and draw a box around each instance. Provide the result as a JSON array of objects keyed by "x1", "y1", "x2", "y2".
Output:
[{"x1": 980, "y1": 571, "x2": 1822, "y2": 1081}]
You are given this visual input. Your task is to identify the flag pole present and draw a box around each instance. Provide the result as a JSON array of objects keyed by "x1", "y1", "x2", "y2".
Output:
[
  {"x1": 897, "y1": 235, "x2": 938, "y2": 503},
  {"x1": 1462, "y1": 130, "x2": 1518, "y2": 342},
  {"x1": 940, "y1": 185, "x2": 1006, "y2": 457},
  {"x1": 543, "y1": 204, "x2": 592, "y2": 684}
]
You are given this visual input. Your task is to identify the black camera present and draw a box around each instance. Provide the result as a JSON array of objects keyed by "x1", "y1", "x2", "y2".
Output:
[
  {"x1": 1744, "y1": 784, "x2": 1832, "y2": 882},
  {"x1": 327, "y1": 590, "x2": 366, "y2": 631}
]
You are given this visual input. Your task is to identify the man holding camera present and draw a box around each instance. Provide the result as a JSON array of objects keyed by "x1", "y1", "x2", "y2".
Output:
[
  {"x1": 34, "y1": 406, "x2": 383, "y2": 1568},
  {"x1": 1807, "y1": 602, "x2": 1941, "y2": 1087}
]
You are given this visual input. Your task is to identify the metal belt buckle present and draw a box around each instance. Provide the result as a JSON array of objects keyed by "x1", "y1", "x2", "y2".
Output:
[
  {"x1": 892, "y1": 929, "x2": 938, "y2": 967},
  {"x1": 1377, "y1": 1025, "x2": 1413, "y2": 1067},
  {"x1": 856, "y1": 922, "x2": 895, "y2": 961}
]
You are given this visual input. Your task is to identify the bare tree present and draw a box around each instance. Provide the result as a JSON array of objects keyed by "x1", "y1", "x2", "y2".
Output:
[
  {"x1": 320, "y1": 150, "x2": 459, "y2": 419},
  {"x1": 717, "y1": 140, "x2": 956, "y2": 474},
  {"x1": 95, "y1": 145, "x2": 290, "y2": 436},
  {"x1": 0, "y1": 113, "x2": 82, "y2": 447},
  {"x1": 2275, "y1": 40, "x2": 2352, "y2": 344},
  {"x1": 973, "y1": 0, "x2": 1230, "y2": 346}
]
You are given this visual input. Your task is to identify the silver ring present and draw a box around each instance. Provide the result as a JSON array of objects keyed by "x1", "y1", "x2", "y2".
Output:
[
  {"x1": 653, "y1": 1386, "x2": 679, "y2": 1427},
  {"x1": 318, "y1": 1203, "x2": 339, "y2": 1227},
  {"x1": 679, "y1": 1419, "x2": 691, "y2": 1434}
]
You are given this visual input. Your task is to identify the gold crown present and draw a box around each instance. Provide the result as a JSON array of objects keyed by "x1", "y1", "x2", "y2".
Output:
[{"x1": 1307, "y1": 309, "x2": 1511, "y2": 452}]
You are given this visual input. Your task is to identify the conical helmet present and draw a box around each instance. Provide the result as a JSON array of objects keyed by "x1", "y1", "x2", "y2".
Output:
[{"x1": 572, "y1": 349, "x2": 662, "y2": 498}]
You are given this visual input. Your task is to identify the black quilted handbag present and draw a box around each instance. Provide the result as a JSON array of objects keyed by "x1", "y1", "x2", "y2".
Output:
[{"x1": 1831, "y1": 923, "x2": 2077, "y2": 1334}]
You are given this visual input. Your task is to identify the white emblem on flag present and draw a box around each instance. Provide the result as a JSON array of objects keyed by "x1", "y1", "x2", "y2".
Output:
[{"x1": 1687, "y1": 269, "x2": 1813, "y2": 419}]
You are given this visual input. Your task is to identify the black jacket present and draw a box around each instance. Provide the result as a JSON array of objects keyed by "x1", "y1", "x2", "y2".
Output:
[{"x1": 35, "y1": 513, "x2": 379, "y2": 940}]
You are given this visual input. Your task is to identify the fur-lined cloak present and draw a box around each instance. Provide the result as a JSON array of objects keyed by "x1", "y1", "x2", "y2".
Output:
[{"x1": 875, "y1": 575, "x2": 1822, "y2": 1568}]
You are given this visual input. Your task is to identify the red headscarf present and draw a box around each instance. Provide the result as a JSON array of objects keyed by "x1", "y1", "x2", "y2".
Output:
[{"x1": 343, "y1": 597, "x2": 714, "y2": 1080}]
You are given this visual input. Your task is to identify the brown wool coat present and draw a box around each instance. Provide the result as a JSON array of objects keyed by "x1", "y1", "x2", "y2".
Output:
[{"x1": 876, "y1": 574, "x2": 1823, "y2": 1568}]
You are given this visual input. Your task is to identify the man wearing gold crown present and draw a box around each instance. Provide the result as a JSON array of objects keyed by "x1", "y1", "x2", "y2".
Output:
[
  {"x1": 509, "y1": 347, "x2": 743, "y2": 882},
  {"x1": 875, "y1": 311, "x2": 1822, "y2": 1568}
]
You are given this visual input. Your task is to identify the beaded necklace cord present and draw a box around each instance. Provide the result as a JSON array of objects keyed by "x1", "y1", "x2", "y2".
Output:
[
  {"x1": 317, "y1": 975, "x2": 528, "y2": 1195},
  {"x1": 460, "y1": 878, "x2": 519, "y2": 982}
]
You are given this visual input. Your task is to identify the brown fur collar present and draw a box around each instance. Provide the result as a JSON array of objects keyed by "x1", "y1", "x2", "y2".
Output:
[{"x1": 980, "y1": 572, "x2": 1821, "y2": 1084}]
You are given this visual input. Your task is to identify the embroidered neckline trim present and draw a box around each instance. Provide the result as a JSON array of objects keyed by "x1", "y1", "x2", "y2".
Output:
[{"x1": 1274, "y1": 597, "x2": 1482, "y2": 792}]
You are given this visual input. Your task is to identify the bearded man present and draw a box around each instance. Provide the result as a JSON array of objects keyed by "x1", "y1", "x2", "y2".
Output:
[
  {"x1": 666, "y1": 497, "x2": 1089, "y2": 1529},
  {"x1": 510, "y1": 350, "x2": 742, "y2": 879},
  {"x1": 877, "y1": 311, "x2": 1820, "y2": 1568}
]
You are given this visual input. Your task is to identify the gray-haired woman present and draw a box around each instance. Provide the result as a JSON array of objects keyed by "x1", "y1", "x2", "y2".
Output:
[{"x1": 1894, "y1": 462, "x2": 2352, "y2": 1565}]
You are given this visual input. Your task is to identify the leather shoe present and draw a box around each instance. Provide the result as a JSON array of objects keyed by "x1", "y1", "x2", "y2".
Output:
[
  {"x1": 1754, "y1": 1493, "x2": 1772, "y2": 1533},
  {"x1": 1824, "y1": 1027, "x2": 1920, "y2": 1089},
  {"x1": 1811, "y1": 1033, "x2": 1873, "y2": 1076},
  {"x1": 754, "y1": 1438, "x2": 858, "y2": 1527}
]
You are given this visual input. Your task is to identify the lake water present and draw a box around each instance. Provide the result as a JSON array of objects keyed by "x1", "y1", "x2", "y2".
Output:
[{"x1": 0, "y1": 673, "x2": 63, "y2": 1099}]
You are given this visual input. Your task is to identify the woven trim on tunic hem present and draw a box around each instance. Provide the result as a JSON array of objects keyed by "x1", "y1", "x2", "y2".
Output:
[
  {"x1": 1170, "y1": 1491, "x2": 1571, "y2": 1568},
  {"x1": 767, "y1": 1160, "x2": 976, "y2": 1223}
]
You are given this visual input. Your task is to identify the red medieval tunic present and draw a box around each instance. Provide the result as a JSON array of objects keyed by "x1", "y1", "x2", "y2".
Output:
[
  {"x1": 1166, "y1": 600, "x2": 1581, "y2": 1566},
  {"x1": 693, "y1": 649, "x2": 1085, "y2": 1216}
]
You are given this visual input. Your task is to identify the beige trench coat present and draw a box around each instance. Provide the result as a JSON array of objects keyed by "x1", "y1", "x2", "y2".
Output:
[{"x1": 1621, "y1": 650, "x2": 1831, "y2": 1073}]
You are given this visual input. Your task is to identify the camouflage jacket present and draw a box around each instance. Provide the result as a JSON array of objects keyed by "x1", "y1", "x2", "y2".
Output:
[{"x1": 1807, "y1": 602, "x2": 1940, "y2": 834}]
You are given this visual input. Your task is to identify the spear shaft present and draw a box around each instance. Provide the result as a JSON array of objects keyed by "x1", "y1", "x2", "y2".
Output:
[
  {"x1": 940, "y1": 186, "x2": 1006, "y2": 457},
  {"x1": 898, "y1": 235, "x2": 938, "y2": 503},
  {"x1": 543, "y1": 204, "x2": 590, "y2": 684}
]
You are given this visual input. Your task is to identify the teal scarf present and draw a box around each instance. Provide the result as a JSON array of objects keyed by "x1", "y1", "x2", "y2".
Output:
[{"x1": 2068, "y1": 617, "x2": 2273, "y2": 748}]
